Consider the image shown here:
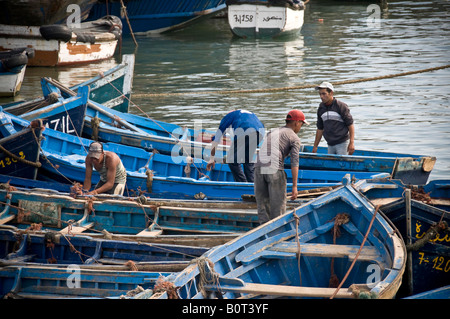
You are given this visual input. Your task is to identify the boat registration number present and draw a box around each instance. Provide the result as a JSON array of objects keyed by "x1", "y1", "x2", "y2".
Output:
[
  {"x1": 233, "y1": 14, "x2": 254, "y2": 24},
  {"x1": 0, "y1": 151, "x2": 24, "y2": 168}
]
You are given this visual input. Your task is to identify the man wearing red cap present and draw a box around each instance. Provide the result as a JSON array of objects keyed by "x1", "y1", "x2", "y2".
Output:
[
  {"x1": 254, "y1": 110, "x2": 308, "y2": 224},
  {"x1": 313, "y1": 82, "x2": 355, "y2": 155}
]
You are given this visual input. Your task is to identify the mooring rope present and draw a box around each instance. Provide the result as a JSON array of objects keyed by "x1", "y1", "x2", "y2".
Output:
[
  {"x1": 132, "y1": 64, "x2": 450, "y2": 98},
  {"x1": 330, "y1": 205, "x2": 380, "y2": 299}
]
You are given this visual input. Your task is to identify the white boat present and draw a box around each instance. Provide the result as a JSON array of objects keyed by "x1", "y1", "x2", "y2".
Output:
[
  {"x1": 227, "y1": 0, "x2": 305, "y2": 38},
  {"x1": 0, "y1": 48, "x2": 34, "y2": 97},
  {"x1": 0, "y1": 16, "x2": 122, "y2": 67}
]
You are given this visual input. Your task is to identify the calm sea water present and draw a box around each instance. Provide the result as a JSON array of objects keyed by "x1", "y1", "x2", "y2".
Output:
[{"x1": 2, "y1": 0, "x2": 449, "y2": 180}]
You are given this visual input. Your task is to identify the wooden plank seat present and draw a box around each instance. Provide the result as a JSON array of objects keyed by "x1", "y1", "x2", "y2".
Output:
[
  {"x1": 206, "y1": 282, "x2": 356, "y2": 299},
  {"x1": 237, "y1": 242, "x2": 384, "y2": 264},
  {"x1": 202, "y1": 276, "x2": 356, "y2": 299}
]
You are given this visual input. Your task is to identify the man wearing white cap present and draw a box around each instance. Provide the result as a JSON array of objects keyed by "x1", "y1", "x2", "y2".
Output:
[
  {"x1": 83, "y1": 142, "x2": 127, "y2": 195},
  {"x1": 254, "y1": 110, "x2": 308, "y2": 224},
  {"x1": 313, "y1": 82, "x2": 355, "y2": 155}
]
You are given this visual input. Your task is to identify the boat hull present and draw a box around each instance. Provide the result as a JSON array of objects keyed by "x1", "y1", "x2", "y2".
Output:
[
  {"x1": 0, "y1": 229, "x2": 207, "y2": 267},
  {"x1": 0, "y1": 65, "x2": 26, "y2": 97},
  {"x1": 0, "y1": 187, "x2": 259, "y2": 235},
  {"x1": 0, "y1": 0, "x2": 95, "y2": 26},
  {"x1": 0, "y1": 126, "x2": 42, "y2": 180},
  {"x1": 139, "y1": 182, "x2": 406, "y2": 299},
  {"x1": 0, "y1": 266, "x2": 169, "y2": 299},
  {"x1": 3, "y1": 55, "x2": 134, "y2": 115},
  {"x1": 378, "y1": 198, "x2": 450, "y2": 297},
  {"x1": 228, "y1": 2, "x2": 304, "y2": 38},
  {"x1": 87, "y1": 0, "x2": 227, "y2": 34},
  {"x1": 0, "y1": 18, "x2": 120, "y2": 67},
  {"x1": 292, "y1": 145, "x2": 436, "y2": 185}
]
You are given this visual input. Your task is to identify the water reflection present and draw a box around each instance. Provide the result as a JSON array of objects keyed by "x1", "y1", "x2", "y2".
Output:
[{"x1": 0, "y1": 0, "x2": 448, "y2": 180}]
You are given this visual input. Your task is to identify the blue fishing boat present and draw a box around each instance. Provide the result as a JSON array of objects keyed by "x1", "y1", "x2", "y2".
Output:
[
  {"x1": 0, "y1": 265, "x2": 170, "y2": 298},
  {"x1": 38, "y1": 77, "x2": 436, "y2": 186},
  {"x1": 140, "y1": 178, "x2": 406, "y2": 299},
  {"x1": 404, "y1": 285, "x2": 450, "y2": 299},
  {"x1": 368, "y1": 191, "x2": 449, "y2": 298},
  {"x1": 8, "y1": 108, "x2": 389, "y2": 201},
  {"x1": 0, "y1": 183, "x2": 319, "y2": 238},
  {"x1": 290, "y1": 145, "x2": 436, "y2": 185},
  {"x1": 354, "y1": 178, "x2": 450, "y2": 211},
  {"x1": 0, "y1": 185, "x2": 259, "y2": 235},
  {"x1": 0, "y1": 108, "x2": 43, "y2": 180},
  {"x1": 0, "y1": 183, "x2": 242, "y2": 247},
  {"x1": 0, "y1": 174, "x2": 72, "y2": 193},
  {"x1": 40, "y1": 76, "x2": 229, "y2": 159},
  {"x1": 87, "y1": 0, "x2": 227, "y2": 35},
  {"x1": 0, "y1": 0, "x2": 95, "y2": 26},
  {"x1": 19, "y1": 85, "x2": 89, "y2": 136},
  {"x1": 3, "y1": 54, "x2": 134, "y2": 114},
  {"x1": 0, "y1": 228, "x2": 207, "y2": 271}
]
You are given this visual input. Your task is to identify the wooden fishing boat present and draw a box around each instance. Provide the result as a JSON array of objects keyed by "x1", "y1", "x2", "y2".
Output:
[
  {"x1": 0, "y1": 86, "x2": 87, "y2": 187},
  {"x1": 226, "y1": 0, "x2": 306, "y2": 38},
  {"x1": 87, "y1": 0, "x2": 227, "y2": 35},
  {"x1": 404, "y1": 285, "x2": 450, "y2": 299},
  {"x1": 292, "y1": 145, "x2": 436, "y2": 185},
  {"x1": 0, "y1": 174, "x2": 73, "y2": 193},
  {"x1": 9, "y1": 108, "x2": 387, "y2": 201},
  {"x1": 0, "y1": 183, "x2": 320, "y2": 237},
  {"x1": 0, "y1": 182, "x2": 242, "y2": 247},
  {"x1": 0, "y1": 48, "x2": 34, "y2": 97},
  {"x1": 37, "y1": 78, "x2": 436, "y2": 186},
  {"x1": 0, "y1": 265, "x2": 170, "y2": 299},
  {"x1": 3, "y1": 54, "x2": 134, "y2": 115},
  {"x1": 0, "y1": 109, "x2": 43, "y2": 180},
  {"x1": 354, "y1": 178, "x2": 450, "y2": 211},
  {"x1": 364, "y1": 189, "x2": 449, "y2": 298},
  {"x1": 18, "y1": 85, "x2": 89, "y2": 136},
  {"x1": 0, "y1": 16, "x2": 122, "y2": 67},
  {"x1": 0, "y1": 186, "x2": 260, "y2": 235},
  {"x1": 40, "y1": 76, "x2": 229, "y2": 159},
  {"x1": 0, "y1": 228, "x2": 207, "y2": 271},
  {"x1": 141, "y1": 178, "x2": 406, "y2": 299}
]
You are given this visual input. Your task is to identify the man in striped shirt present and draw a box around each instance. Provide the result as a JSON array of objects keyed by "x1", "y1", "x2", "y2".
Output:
[{"x1": 312, "y1": 82, "x2": 355, "y2": 155}]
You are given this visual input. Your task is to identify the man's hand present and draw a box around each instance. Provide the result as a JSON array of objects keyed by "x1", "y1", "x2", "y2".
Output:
[
  {"x1": 348, "y1": 142, "x2": 355, "y2": 155},
  {"x1": 206, "y1": 159, "x2": 215, "y2": 171},
  {"x1": 290, "y1": 188, "x2": 298, "y2": 200}
]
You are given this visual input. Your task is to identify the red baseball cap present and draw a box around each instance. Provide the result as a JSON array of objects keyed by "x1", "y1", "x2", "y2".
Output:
[{"x1": 286, "y1": 110, "x2": 309, "y2": 125}]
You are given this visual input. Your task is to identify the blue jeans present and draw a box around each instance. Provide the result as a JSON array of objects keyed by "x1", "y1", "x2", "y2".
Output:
[
  {"x1": 227, "y1": 132, "x2": 261, "y2": 182},
  {"x1": 328, "y1": 140, "x2": 349, "y2": 155}
]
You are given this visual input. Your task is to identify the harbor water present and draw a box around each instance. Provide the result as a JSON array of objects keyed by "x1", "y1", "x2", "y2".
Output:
[{"x1": 2, "y1": 0, "x2": 449, "y2": 181}]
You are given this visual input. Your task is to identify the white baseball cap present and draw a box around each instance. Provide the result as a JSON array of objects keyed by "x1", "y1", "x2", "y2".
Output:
[{"x1": 315, "y1": 81, "x2": 334, "y2": 91}]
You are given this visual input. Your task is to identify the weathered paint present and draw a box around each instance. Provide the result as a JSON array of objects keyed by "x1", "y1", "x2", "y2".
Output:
[
  {"x1": 145, "y1": 183, "x2": 406, "y2": 299},
  {"x1": 0, "y1": 24, "x2": 118, "y2": 66}
]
